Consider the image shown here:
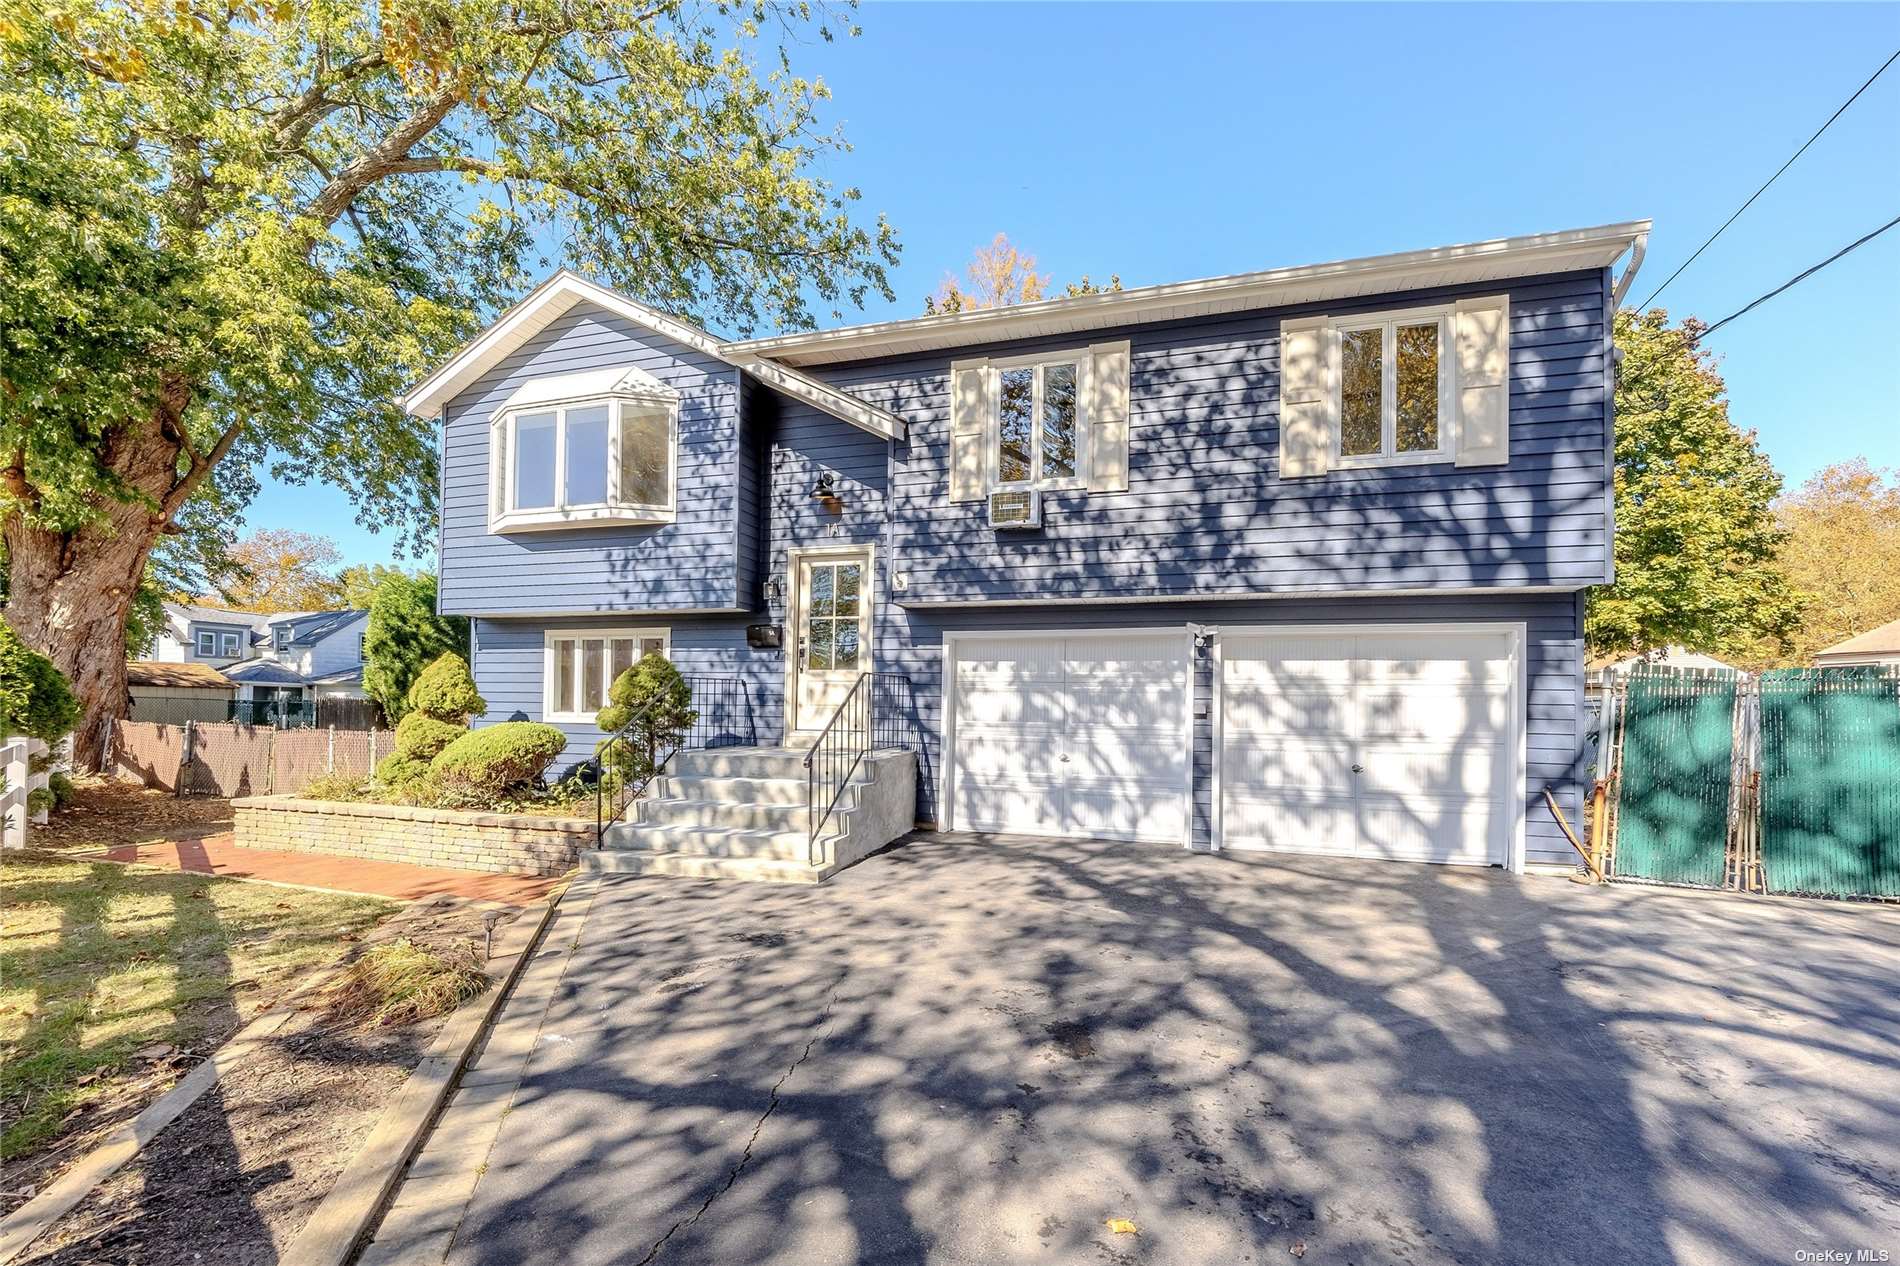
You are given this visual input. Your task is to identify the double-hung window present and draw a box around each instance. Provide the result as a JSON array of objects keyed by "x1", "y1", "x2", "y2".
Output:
[
  {"x1": 1335, "y1": 307, "x2": 1452, "y2": 466},
  {"x1": 195, "y1": 630, "x2": 216, "y2": 657},
  {"x1": 490, "y1": 366, "x2": 678, "y2": 532},
  {"x1": 991, "y1": 353, "x2": 1088, "y2": 490},
  {"x1": 221, "y1": 632, "x2": 241, "y2": 657},
  {"x1": 544, "y1": 628, "x2": 670, "y2": 722}
]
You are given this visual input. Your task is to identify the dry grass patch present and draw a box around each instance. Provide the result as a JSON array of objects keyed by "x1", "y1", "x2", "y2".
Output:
[{"x1": 322, "y1": 937, "x2": 490, "y2": 1029}]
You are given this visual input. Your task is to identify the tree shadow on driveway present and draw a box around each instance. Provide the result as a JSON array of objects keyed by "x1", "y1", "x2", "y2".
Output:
[{"x1": 446, "y1": 836, "x2": 1900, "y2": 1266}]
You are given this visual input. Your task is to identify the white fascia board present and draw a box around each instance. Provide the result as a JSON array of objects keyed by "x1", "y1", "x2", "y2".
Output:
[
  {"x1": 401, "y1": 270, "x2": 905, "y2": 441},
  {"x1": 727, "y1": 221, "x2": 1653, "y2": 367}
]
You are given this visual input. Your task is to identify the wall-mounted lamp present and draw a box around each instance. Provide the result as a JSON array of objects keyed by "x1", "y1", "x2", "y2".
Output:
[
  {"x1": 763, "y1": 575, "x2": 784, "y2": 603},
  {"x1": 811, "y1": 472, "x2": 839, "y2": 502}
]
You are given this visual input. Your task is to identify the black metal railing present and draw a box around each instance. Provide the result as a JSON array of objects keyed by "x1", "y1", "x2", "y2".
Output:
[
  {"x1": 803, "y1": 672, "x2": 913, "y2": 863},
  {"x1": 593, "y1": 675, "x2": 753, "y2": 844}
]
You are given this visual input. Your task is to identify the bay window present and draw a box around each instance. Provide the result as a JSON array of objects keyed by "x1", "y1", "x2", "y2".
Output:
[
  {"x1": 544, "y1": 628, "x2": 670, "y2": 722},
  {"x1": 489, "y1": 366, "x2": 678, "y2": 531}
]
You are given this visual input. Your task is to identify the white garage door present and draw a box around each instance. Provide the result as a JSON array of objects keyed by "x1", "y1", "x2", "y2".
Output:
[
  {"x1": 949, "y1": 632, "x2": 1190, "y2": 844},
  {"x1": 1220, "y1": 628, "x2": 1518, "y2": 866}
]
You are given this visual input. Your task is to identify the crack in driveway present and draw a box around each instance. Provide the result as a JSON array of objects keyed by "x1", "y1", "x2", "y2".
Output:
[{"x1": 634, "y1": 989, "x2": 839, "y2": 1266}]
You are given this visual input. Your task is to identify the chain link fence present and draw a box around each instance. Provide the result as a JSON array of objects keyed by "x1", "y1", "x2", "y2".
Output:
[{"x1": 112, "y1": 720, "x2": 395, "y2": 798}]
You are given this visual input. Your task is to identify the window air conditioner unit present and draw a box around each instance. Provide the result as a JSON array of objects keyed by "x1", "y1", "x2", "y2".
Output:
[{"x1": 988, "y1": 488, "x2": 1041, "y2": 529}]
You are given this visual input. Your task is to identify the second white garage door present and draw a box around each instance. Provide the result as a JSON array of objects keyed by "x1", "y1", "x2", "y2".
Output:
[
  {"x1": 1219, "y1": 627, "x2": 1519, "y2": 866},
  {"x1": 948, "y1": 632, "x2": 1190, "y2": 844}
]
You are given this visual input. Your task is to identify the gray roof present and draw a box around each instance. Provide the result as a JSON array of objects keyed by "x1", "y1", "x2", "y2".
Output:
[
  {"x1": 308, "y1": 666, "x2": 364, "y2": 686},
  {"x1": 221, "y1": 658, "x2": 310, "y2": 686},
  {"x1": 165, "y1": 603, "x2": 364, "y2": 649},
  {"x1": 273, "y1": 609, "x2": 365, "y2": 648}
]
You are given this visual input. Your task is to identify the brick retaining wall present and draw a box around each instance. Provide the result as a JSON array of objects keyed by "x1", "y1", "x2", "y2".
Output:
[{"x1": 233, "y1": 796, "x2": 590, "y2": 876}]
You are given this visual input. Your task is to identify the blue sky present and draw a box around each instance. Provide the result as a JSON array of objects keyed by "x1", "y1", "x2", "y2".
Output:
[{"x1": 250, "y1": 2, "x2": 1900, "y2": 570}]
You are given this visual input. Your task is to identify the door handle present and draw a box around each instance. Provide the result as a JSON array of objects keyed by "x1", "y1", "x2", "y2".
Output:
[
  {"x1": 1351, "y1": 763, "x2": 1364, "y2": 774},
  {"x1": 1059, "y1": 753, "x2": 1071, "y2": 763}
]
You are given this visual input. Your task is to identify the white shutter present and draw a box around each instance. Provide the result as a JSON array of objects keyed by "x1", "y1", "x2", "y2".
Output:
[
  {"x1": 1087, "y1": 340, "x2": 1131, "y2": 493},
  {"x1": 949, "y1": 359, "x2": 991, "y2": 503},
  {"x1": 1454, "y1": 295, "x2": 1510, "y2": 467},
  {"x1": 489, "y1": 415, "x2": 508, "y2": 524},
  {"x1": 1279, "y1": 316, "x2": 1337, "y2": 479}
]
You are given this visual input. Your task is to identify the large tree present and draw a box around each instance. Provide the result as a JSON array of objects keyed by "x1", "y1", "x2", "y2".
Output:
[
  {"x1": 1585, "y1": 310, "x2": 1802, "y2": 658},
  {"x1": 1736, "y1": 458, "x2": 1900, "y2": 667},
  {"x1": 925, "y1": 233, "x2": 1118, "y2": 314},
  {"x1": 0, "y1": 0, "x2": 897, "y2": 764},
  {"x1": 362, "y1": 572, "x2": 466, "y2": 724},
  {"x1": 208, "y1": 528, "x2": 345, "y2": 611}
]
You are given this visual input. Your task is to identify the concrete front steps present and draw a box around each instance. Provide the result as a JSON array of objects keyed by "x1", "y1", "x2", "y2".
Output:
[{"x1": 584, "y1": 745, "x2": 917, "y2": 883}]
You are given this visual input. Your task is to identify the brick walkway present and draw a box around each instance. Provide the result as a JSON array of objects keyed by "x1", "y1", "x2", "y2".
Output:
[{"x1": 76, "y1": 833, "x2": 564, "y2": 906}]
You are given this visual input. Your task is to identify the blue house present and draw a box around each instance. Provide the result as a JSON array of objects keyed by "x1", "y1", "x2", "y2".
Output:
[{"x1": 408, "y1": 221, "x2": 1649, "y2": 879}]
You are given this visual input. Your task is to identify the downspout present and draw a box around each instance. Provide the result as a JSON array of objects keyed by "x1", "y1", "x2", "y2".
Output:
[{"x1": 1610, "y1": 232, "x2": 1649, "y2": 309}]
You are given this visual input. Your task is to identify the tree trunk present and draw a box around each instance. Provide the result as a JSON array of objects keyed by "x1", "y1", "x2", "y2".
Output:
[{"x1": 4, "y1": 390, "x2": 197, "y2": 770}]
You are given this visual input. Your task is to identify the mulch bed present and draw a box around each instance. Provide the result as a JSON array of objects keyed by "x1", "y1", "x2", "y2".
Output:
[
  {"x1": 14, "y1": 897, "x2": 531, "y2": 1266},
  {"x1": 33, "y1": 783, "x2": 234, "y2": 852}
]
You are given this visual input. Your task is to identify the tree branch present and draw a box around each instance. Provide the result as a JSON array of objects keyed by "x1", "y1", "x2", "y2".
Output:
[{"x1": 301, "y1": 85, "x2": 465, "y2": 227}]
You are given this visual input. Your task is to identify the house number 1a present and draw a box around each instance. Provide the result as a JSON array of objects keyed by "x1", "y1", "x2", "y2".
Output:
[{"x1": 826, "y1": 522, "x2": 845, "y2": 537}]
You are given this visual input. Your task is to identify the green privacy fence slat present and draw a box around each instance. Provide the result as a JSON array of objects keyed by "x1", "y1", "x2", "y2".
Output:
[
  {"x1": 1612, "y1": 666, "x2": 1737, "y2": 888},
  {"x1": 1759, "y1": 668, "x2": 1900, "y2": 899}
]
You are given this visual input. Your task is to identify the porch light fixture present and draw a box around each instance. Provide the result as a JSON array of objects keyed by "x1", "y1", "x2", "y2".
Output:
[{"x1": 811, "y1": 471, "x2": 840, "y2": 503}]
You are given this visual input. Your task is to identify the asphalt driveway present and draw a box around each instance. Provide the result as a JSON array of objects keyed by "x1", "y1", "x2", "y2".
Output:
[{"x1": 438, "y1": 835, "x2": 1900, "y2": 1266}]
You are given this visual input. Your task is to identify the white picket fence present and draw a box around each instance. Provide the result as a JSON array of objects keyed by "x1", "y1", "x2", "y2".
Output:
[{"x1": 1, "y1": 734, "x2": 65, "y2": 850}]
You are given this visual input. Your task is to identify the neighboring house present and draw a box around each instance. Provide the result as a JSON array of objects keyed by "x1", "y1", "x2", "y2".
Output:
[
  {"x1": 1586, "y1": 647, "x2": 1741, "y2": 697},
  {"x1": 150, "y1": 602, "x2": 370, "y2": 712},
  {"x1": 1813, "y1": 618, "x2": 1900, "y2": 669},
  {"x1": 409, "y1": 220, "x2": 1650, "y2": 873},
  {"x1": 125, "y1": 661, "x2": 236, "y2": 724}
]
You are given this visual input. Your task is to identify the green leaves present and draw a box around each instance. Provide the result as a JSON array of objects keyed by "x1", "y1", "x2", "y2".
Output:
[{"x1": 1585, "y1": 310, "x2": 1802, "y2": 659}]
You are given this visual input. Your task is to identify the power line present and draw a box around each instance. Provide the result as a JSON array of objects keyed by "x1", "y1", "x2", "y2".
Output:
[
  {"x1": 1690, "y1": 212, "x2": 1900, "y2": 344},
  {"x1": 1638, "y1": 46, "x2": 1900, "y2": 311}
]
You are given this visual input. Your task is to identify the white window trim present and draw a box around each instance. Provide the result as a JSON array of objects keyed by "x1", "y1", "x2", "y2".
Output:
[
  {"x1": 195, "y1": 630, "x2": 217, "y2": 657},
  {"x1": 1332, "y1": 302, "x2": 1457, "y2": 470},
  {"x1": 492, "y1": 391, "x2": 679, "y2": 534},
  {"x1": 221, "y1": 632, "x2": 241, "y2": 657},
  {"x1": 986, "y1": 348, "x2": 1091, "y2": 493},
  {"x1": 541, "y1": 626, "x2": 671, "y2": 724}
]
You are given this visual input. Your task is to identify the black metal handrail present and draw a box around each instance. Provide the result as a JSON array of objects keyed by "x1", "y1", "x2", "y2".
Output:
[
  {"x1": 593, "y1": 674, "x2": 752, "y2": 844},
  {"x1": 803, "y1": 672, "x2": 913, "y2": 864}
]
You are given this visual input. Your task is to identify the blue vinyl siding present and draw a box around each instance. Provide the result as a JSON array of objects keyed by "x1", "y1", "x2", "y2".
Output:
[
  {"x1": 814, "y1": 269, "x2": 1612, "y2": 604},
  {"x1": 472, "y1": 588, "x2": 1587, "y2": 867},
  {"x1": 438, "y1": 306, "x2": 743, "y2": 615}
]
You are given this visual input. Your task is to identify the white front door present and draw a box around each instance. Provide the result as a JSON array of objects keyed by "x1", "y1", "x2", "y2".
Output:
[
  {"x1": 1219, "y1": 627, "x2": 1517, "y2": 866},
  {"x1": 790, "y1": 549, "x2": 872, "y2": 734},
  {"x1": 948, "y1": 632, "x2": 1190, "y2": 844}
]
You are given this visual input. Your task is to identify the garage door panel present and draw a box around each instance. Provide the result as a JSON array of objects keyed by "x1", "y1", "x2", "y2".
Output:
[
  {"x1": 950, "y1": 633, "x2": 1189, "y2": 843},
  {"x1": 1223, "y1": 792, "x2": 1356, "y2": 853},
  {"x1": 1358, "y1": 795, "x2": 1497, "y2": 864},
  {"x1": 1357, "y1": 744, "x2": 1503, "y2": 798},
  {"x1": 1223, "y1": 689, "x2": 1353, "y2": 739},
  {"x1": 1359, "y1": 688, "x2": 1508, "y2": 742},
  {"x1": 1220, "y1": 628, "x2": 1515, "y2": 867},
  {"x1": 1222, "y1": 736, "x2": 1356, "y2": 789}
]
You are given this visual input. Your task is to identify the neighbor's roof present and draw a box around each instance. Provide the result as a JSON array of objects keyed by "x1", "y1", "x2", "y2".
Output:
[
  {"x1": 221, "y1": 658, "x2": 309, "y2": 686},
  {"x1": 270, "y1": 609, "x2": 364, "y2": 647},
  {"x1": 125, "y1": 661, "x2": 235, "y2": 689},
  {"x1": 726, "y1": 220, "x2": 1652, "y2": 367},
  {"x1": 308, "y1": 666, "x2": 364, "y2": 686},
  {"x1": 1814, "y1": 618, "x2": 1900, "y2": 660},
  {"x1": 400, "y1": 272, "x2": 908, "y2": 441},
  {"x1": 165, "y1": 602, "x2": 273, "y2": 630}
]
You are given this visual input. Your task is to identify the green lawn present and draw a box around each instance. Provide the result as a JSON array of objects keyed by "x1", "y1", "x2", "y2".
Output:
[{"x1": 0, "y1": 852, "x2": 395, "y2": 1162}]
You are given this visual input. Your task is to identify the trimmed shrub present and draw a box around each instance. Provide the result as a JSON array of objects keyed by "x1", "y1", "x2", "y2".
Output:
[
  {"x1": 407, "y1": 654, "x2": 485, "y2": 725},
  {"x1": 430, "y1": 722, "x2": 567, "y2": 798},
  {"x1": 595, "y1": 654, "x2": 695, "y2": 787},
  {"x1": 392, "y1": 712, "x2": 462, "y2": 762},
  {"x1": 364, "y1": 574, "x2": 470, "y2": 724},
  {"x1": 298, "y1": 772, "x2": 368, "y2": 802},
  {"x1": 373, "y1": 753, "x2": 431, "y2": 787},
  {"x1": 48, "y1": 771, "x2": 74, "y2": 810},
  {"x1": 0, "y1": 621, "x2": 79, "y2": 742}
]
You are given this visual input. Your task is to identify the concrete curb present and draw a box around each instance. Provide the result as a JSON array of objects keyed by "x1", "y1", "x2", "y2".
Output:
[
  {"x1": 277, "y1": 881, "x2": 570, "y2": 1266},
  {"x1": 353, "y1": 874, "x2": 605, "y2": 1266}
]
